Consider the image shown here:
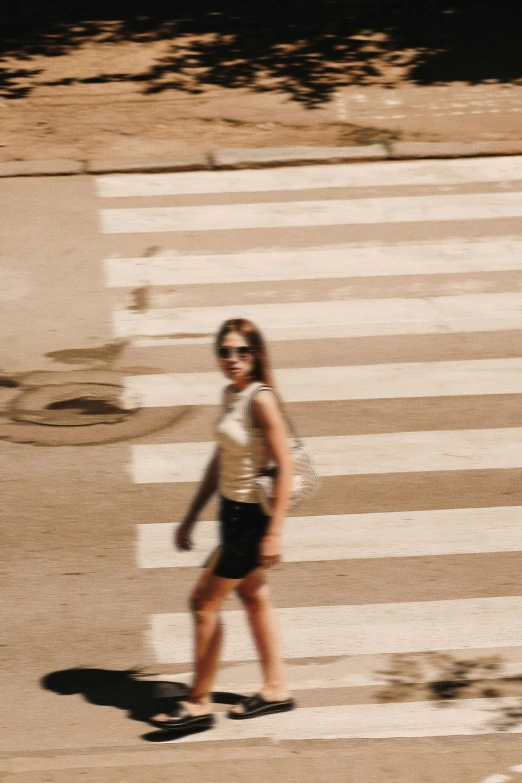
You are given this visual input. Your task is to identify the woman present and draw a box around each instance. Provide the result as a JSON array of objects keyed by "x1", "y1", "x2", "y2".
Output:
[{"x1": 151, "y1": 318, "x2": 295, "y2": 733}]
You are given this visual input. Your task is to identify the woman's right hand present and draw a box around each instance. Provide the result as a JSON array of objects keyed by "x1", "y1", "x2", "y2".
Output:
[{"x1": 174, "y1": 520, "x2": 195, "y2": 551}]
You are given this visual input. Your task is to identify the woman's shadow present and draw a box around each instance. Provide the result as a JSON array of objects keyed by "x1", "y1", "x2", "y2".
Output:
[{"x1": 41, "y1": 667, "x2": 241, "y2": 739}]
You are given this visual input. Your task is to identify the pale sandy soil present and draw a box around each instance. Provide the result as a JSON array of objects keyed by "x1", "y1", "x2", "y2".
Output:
[{"x1": 1, "y1": 36, "x2": 521, "y2": 163}]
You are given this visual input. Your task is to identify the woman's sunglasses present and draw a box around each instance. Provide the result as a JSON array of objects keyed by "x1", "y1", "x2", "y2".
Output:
[{"x1": 217, "y1": 346, "x2": 254, "y2": 359}]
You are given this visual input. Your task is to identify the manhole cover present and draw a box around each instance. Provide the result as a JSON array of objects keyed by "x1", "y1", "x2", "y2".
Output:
[
  {"x1": 0, "y1": 370, "x2": 191, "y2": 446},
  {"x1": 11, "y1": 383, "x2": 136, "y2": 426}
]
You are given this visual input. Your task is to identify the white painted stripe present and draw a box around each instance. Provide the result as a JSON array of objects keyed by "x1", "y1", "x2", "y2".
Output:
[
  {"x1": 96, "y1": 156, "x2": 522, "y2": 197},
  {"x1": 161, "y1": 659, "x2": 387, "y2": 691},
  {"x1": 151, "y1": 699, "x2": 520, "y2": 742},
  {"x1": 124, "y1": 358, "x2": 522, "y2": 408},
  {"x1": 113, "y1": 292, "x2": 522, "y2": 343},
  {"x1": 149, "y1": 596, "x2": 522, "y2": 663},
  {"x1": 101, "y1": 191, "x2": 522, "y2": 233},
  {"x1": 131, "y1": 428, "x2": 522, "y2": 484},
  {"x1": 161, "y1": 653, "x2": 522, "y2": 693},
  {"x1": 136, "y1": 506, "x2": 522, "y2": 568},
  {"x1": 104, "y1": 239, "x2": 522, "y2": 287}
]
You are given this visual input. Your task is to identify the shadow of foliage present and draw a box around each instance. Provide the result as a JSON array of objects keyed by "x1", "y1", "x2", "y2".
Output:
[
  {"x1": 1, "y1": 1, "x2": 521, "y2": 103},
  {"x1": 486, "y1": 697, "x2": 522, "y2": 732},
  {"x1": 377, "y1": 652, "x2": 522, "y2": 708}
]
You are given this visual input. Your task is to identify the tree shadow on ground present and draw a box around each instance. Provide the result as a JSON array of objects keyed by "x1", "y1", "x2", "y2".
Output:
[
  {"x1": 1, "y1": 1, "x2": 521, "y2": 104},
  {"x1": 41, "y1": 667, "x2": 239, "y2": 724},
  {"x1": 376, "y1": 652, "x2": 522, "y2": 732}
]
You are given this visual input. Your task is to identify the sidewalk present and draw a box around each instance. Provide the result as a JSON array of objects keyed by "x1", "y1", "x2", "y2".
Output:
[{"x1": 1, "y1": 36, "x2": 522, "y2": 173}]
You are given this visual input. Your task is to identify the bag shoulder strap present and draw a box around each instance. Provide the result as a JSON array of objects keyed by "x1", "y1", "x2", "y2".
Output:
[
  {"x1": 246, "y1": 383, "x2": 302, "y2": 446},
  {"x1": 221, "y1": 384, "x2": 230, "y2": 409}
]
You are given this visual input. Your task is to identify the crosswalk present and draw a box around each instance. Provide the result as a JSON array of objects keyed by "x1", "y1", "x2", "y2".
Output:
[
  {"x1": 96, "y1": 156, "x2": 522, "y2": 746},
  {"x1": 102, "y1": 192, "x2": 522, "y2": 234},
  {"x1": 114, "y1": 293, "x2": 522, "y2": 344},
  {"x1": 96, "y1": 157, "x2": 522, "y2": 197},
  {"x1": 138, "y1": 507, "x2": 522, "y2": 568},
  {"x1": 104, "y1": 240, "x2": 522, "y2": 286},
  {"x1": 131, "y1": 428, "x2": 522, "y2": 483},
  {"x1": 122, "y1": 359, "x2": 522, "y2": 407}
]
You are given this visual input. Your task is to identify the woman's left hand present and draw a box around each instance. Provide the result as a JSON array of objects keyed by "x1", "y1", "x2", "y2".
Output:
[{"x1": 260, "y1": 533, "x2": 282, "y2": 569}]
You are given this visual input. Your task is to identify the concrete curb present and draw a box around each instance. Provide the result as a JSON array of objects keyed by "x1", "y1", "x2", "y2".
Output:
[
  {"x1": 86, "y1": 154, "x2": 210, "y2": 175},
  {"x1": 212, "y1": 144, "x2": 387, "y2": 169},
  {"x1": 0, "y1": 159, "x2": 85, "y2": 177},
  {"x1": 1, "y1": 141, "x2": 522, "y2": 178},
  {"x1": 389, "y1": 141, "x2": 522, "y2": 160}
]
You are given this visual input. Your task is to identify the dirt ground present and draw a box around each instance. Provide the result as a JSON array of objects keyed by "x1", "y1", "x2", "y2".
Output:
[{"x1": 1, "y1": 35, "x2": 521, "y2": 164}]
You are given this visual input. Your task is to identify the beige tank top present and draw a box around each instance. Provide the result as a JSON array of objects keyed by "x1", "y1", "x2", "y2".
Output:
[{"x1": 215, "y1": 380, "x2": 269, "y2": 504}]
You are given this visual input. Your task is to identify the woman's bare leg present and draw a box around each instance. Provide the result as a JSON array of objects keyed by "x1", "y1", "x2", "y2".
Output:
[
  {"x1": 189, "y1": 617, "x2": 223, "y2": 704},
  {"x1": 186, "y1": 547, "x2": 225, "y2": 709},
  {"x1": 231, "y1": 568, "x2": 290, "y2": 714},
  {"x1": 153, "y1": 549, "x2": 239, "y2": 720},
  {"x1": 187, "y1": 576, "x2": 238, "y2": 711}
]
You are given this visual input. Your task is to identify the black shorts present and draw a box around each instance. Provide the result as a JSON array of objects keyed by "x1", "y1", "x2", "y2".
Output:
[{"x1": 202, "y1": 494, "x2": 270, "y2": 579}]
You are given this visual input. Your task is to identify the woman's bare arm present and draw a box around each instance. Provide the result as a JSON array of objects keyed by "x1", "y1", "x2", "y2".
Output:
[
  {"x1": 183, "y1": 446, "x2": 221, "y2": 525},
  {"x1": 175, "y1": 446, "x2": 220, "y2": 551}
]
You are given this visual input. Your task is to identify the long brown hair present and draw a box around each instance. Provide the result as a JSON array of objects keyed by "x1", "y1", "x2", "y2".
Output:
[{"x1": 215, "y1": 318, "x2": 277, "y2": 390}]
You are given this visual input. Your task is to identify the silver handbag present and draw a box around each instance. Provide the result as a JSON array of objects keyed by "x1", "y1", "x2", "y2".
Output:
[{"x1": 248, "y1": 385, "x2": 318, "y2": 515}]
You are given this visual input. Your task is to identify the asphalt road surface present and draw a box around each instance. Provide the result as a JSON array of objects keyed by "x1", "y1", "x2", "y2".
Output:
[{"x1": 2, "y1": 158, "x2": 522, "y2": 783}]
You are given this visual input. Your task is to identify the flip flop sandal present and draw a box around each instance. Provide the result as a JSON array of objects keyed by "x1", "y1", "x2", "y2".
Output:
[
  {"x1": 150, "y1": 703, "x2": 215, "y2": 732},
  {"x1": 227, "y1": 693, "x2": 296, "y2": 720}
]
